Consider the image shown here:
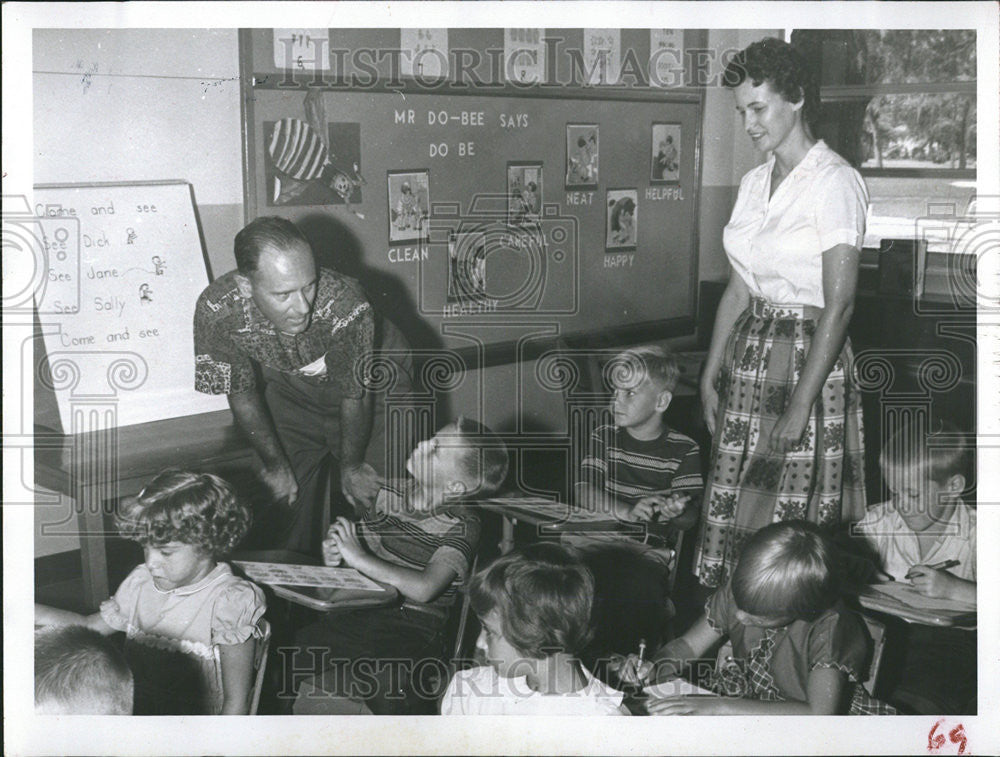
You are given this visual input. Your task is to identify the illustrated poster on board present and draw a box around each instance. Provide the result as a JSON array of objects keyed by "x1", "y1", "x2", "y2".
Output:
[
  {"x1": 582, "y1": 29, "x2": 621, "y2": 85},
  {"x1": 507, "y1": 162, "x2": 543, "y2": 226},
  {"x1": 399, "y1": 29, "x2": 449, "y2": 79},
  {"x1": 31, "y1": 182, "x2": 229, "y2": 429},
  {"x1": 651, "y1": 122, "x2": 682, "y2": 184},
  {"x1": 606, "y1": 188, "x2": 638, "y2": 251},
  {"x1": 566, "y1": 124, "x2": 599, "y2": 188},
  {"x1": 272, "y1": 28, "x2": 330, "y2": 71},
  {"x1": 504, "y1": 28, "x2": 546, "y2": 84},
  {"x1": 447, "y1": 229, "x2": 489, "y2": 304},
  {"x1": 387, "y1": 170, "x2": 430, "y2": 244},
  {"x1": 265, "y1": 120, "x2": 363, "y2": 208},
  {"x1": 649, "y1": 29, "x2": 685, "y2": 88}
]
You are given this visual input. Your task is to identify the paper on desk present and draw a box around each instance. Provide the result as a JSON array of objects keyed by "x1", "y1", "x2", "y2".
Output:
[
  {"x1": 234, "y1": 561, "x2": 382, "y2": 591},
  {"x1": 868, "y1": 581, "x2": 977, "y2": 612},
  {"x1": 643, "y1": 678, "x2": 716, "y2": 699}
]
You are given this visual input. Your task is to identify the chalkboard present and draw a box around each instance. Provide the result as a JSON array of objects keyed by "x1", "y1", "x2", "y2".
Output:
[
  {"x1": 241, "y1": 29, "x2": 704, "y2": 361},
  {"x1": 33, "y1": 181, "x2": 228, "y2": 430}
]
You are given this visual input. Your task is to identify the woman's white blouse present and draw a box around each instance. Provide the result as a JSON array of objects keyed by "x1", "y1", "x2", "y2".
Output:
[{"x1": 723, "y1": 140, "x2": 869, "y2": 308}]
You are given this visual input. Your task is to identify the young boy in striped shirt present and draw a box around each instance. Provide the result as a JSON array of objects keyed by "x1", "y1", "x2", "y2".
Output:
[
  {"x1": 286, "y1": 417, "x2": 508, "y2": 715},
  {"x1": 573, "y1": 345, "x2": 702, "y2": 546}
]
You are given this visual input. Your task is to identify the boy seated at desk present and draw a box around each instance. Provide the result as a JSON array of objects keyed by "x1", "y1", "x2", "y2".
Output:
[
  {"x1": 852, "y1": 421, "x2": 976, "y2": 715},
  {"x1": 569, "y1": 344, "x2": 702, "y2": 555},
  {"x1": 440, "y1": 542, "x2": 628, "y2": 715},
  {"x1": 285, "y1": 417, "x2": 508, "y2": 715}
]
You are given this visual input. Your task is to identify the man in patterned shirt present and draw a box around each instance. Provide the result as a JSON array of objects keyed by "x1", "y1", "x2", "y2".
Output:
[{"x1": 194, "y1": 216, "x2": 384, "y2": 554}]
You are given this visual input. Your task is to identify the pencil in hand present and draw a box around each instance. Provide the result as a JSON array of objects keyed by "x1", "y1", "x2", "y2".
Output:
[{"x1": 905, "y1": 559, "x2": 959, "y2": 580}]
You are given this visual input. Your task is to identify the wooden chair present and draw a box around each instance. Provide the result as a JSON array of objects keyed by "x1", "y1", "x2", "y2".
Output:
[
  {"x1": 248, "y1": 621, "x2": 271, "y2": 715},
  {"x1": 859, "y1": 613, "x2": 888, "y2": 698}
]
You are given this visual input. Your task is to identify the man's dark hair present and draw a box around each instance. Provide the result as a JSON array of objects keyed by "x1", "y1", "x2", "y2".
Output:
[{"x1": 234, "y1": 216, "x2": 312, "y2": 275}]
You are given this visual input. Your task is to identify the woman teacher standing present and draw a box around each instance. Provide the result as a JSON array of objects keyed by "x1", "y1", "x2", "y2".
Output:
[{"x1": 694, "y1": 38, "x2": 869, "y2": 589}]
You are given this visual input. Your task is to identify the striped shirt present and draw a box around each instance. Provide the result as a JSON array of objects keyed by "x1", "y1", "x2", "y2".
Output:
[
  {"x1": 579, "y1": 423, "x2": 702, "y2": 514},
  {"x1": 358, "y1": 481, "x2": 481, "y2": 618}
]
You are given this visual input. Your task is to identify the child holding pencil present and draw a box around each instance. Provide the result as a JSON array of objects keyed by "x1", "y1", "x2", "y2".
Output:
[
  {"x1": 853, "y1": 421, "x2": 976, "y2": 714},
  {"x1": 612, "y1": 521, "x2": 895, "y2": 715}
]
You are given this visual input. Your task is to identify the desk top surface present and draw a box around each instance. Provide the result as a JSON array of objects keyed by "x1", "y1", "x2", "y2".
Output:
[
  {"x1": 480, "y1": 495, "x2": 671, "y2": 538},
  {"x1": 858, "y1": 585, "x2": 977, "y2": 627},
  {"x1": 35, "y1": 409, "x2": 256, "y2": 485},
  {"x1": 233, "y1": 550, "x2": 399, "y2": 612}
]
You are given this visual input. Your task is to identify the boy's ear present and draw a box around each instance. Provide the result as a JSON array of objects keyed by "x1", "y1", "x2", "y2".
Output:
[
  {"x1": 235, "y1": 272, "x2": 254, "y2": 299},
  {"x1": 655, "y1": 389, "x2": 673, "y2": 413},
  {"x1": 445, "y1": 479, "x2": 468, "y2": 498},
  {"x1": 944, "y1": 473, "x2": 966, "y2": 496}
]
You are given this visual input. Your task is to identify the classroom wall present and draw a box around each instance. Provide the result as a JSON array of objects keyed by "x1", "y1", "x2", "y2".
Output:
[
  {"x1": 31, "y1": 27, "x2": 778, "y2": 557},
  {"x1": 697, "y1": 28, "x2": 783, "y2": 282},
  {"x1": 32, "y1": 29, "x2": 245, "y2": 555},
  {"x1": 32, "y1": 28, "x2": 244, "y2": 277},
  {"x1": 466, "y1": 29, "x2": 783, "y2": 439}
]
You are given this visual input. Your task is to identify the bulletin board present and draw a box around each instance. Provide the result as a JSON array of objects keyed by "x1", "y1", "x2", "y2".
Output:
[
  {"x1": 31, "y1": 181, "x2": 229, "y2": 430},
  {"x1": 240, "y1": 29, "x2": 704, "y2": 362}
]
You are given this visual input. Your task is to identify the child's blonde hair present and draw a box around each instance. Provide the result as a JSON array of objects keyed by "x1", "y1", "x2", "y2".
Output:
[
  {"x1": 610, "y1": 344, "x2": 680, "y2": 394},
  {"x1": 448, "y1": 416, "x2": 510, "y2": 497},
  {"x1": 732, "y1": 520, "x2": 839, "y2": 622},
  {"x1": 117, "y1": 469, "x2": 251, "y2": 558},
  {"x1": 879, "y1": 419, "x2": 971, "y2": 485},
  {"x1": 35, "y1": 625, "x2": 134, "y2": 715}
]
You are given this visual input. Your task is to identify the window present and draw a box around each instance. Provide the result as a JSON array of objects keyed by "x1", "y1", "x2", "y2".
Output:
[{"x1": 791, "y1": 30, "x2": 977, "y2": 251}]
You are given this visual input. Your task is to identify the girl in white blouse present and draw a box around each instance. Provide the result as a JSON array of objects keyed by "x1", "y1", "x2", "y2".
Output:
[{"x1": 694, "y1": 38, "x2": 870, "y2": 590}]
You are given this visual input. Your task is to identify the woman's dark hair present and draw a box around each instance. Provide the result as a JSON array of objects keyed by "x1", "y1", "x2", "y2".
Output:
[
  {"x1": 470, "y1": 543, "x2": 595, "y2": 658},
  {"x1": 723, "y1": 37, "x2": 819, "y2": 130},
  {"x1": 731, "y1": 520, "x2": 839, "y2": 621},
  {"x1": 116, "y1": 469, "x2": 252, "y2": 558}
]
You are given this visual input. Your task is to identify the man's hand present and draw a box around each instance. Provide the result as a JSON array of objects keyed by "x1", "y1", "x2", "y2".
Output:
[
  {"x1": 261, "y1": 463, "x2": 298, "y2": 507},
  {"x1": 341, "y1": 462, "x2": 382, "y2": 511}
]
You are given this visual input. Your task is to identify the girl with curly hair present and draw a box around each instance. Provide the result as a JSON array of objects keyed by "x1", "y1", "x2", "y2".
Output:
[
  {"x1": 694, "y1": 37, "x2": 869, "y2": 590},
  {"x1": 36, "y1": 470, "x2": 267, "y2": 714}
]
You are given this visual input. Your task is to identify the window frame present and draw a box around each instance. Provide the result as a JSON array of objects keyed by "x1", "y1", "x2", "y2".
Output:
[{"x1": 820, "y1": 80, "x2": 977, "y2": 179}]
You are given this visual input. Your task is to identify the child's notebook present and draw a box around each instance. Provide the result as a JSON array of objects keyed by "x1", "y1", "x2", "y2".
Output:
[
  {"x1": 234, "y1": 561, "x2": 382, "y2": 591},
  {"x1": 868, "y1": 582, "x2": 976, "y2": 613},
  {"x1": 861, "y1": 581, "x2": 977, "y2": 627}
]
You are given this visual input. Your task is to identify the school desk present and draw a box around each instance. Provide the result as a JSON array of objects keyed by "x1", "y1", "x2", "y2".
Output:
[
  {"x1": 35, "y1": 410, "x2": 258, "y2": 610},
  {"x1": 620, "y1": 678, "x2": 717, "y2": 715},
  {"x1": 857, "y1": 584, "x2": 977, "y2": 628},
  {"x1": 232, "y1": 550, "x2": 400, "y2": 613},
  {"x1": 479, "y1": 495, "x2": 670, "y2": 554}
]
